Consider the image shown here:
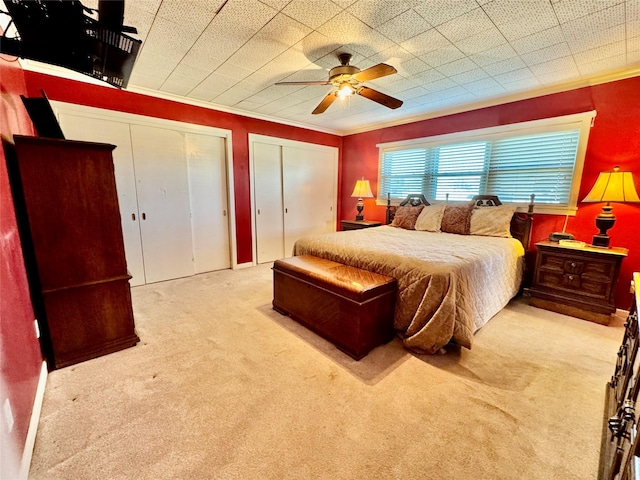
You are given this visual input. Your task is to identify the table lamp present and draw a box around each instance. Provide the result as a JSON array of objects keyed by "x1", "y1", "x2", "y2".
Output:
[
  {"x1": 351, "y1": 178, "x2": 374, "y2": 221},
  {"x1": 582, "y1": 165, "x2": 640, "y2": 248}
]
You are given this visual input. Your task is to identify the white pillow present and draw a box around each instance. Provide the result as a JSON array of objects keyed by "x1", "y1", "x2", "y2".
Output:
[
  {"x1": 414, "y1": 203, "x2": 446, "y2": 232},
  {"x1": 469, "y1": 205, "x2": 516, "y2": 237}
]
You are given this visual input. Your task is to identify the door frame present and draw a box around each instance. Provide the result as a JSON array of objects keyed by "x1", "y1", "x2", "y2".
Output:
[
  {"x1": 50, "y1": 101, "x2": 239, "y2": 269},
  {"x1": 248, "y1": 133, "x2": 338, "y2": 266}
]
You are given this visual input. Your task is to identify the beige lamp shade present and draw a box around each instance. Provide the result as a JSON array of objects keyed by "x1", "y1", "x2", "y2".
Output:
[
  {"x1": 351, "y1": 178, "x2": 374, "y2": 198},
  {"x1": 581, "y1": 166, "x2": 639, "y2": 248},
  {"x1": 582, "y1": 166, "x2": 640, "y2": 203}
]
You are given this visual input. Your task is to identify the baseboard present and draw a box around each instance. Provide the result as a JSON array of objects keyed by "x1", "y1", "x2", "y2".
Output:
[
  {"x1": 19, "y1": 361, "x2": 48, "y2": 480},
  {"x1": 233, "y1": 261, "x2": 255, "y2": 269}
]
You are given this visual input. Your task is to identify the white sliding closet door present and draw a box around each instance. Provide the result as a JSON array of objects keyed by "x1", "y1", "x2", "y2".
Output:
[
  {"x1": 186, "y1": 133, "x2": 230, "y2": 273},
  {"x1": 130, "y1": 125, "x2": 194, "y2": 283},
  {"x1": 58, "y1": 114, "x2": 146, "y2": 285},
  {"x1": 282, "y1": 146, "x2": 335, "y2": 256},
  {"x1": 253, "y1": 142, "x2": 284, "y2": 264}
]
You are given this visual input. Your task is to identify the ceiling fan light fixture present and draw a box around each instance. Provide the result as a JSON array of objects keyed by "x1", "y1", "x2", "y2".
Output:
[{"x1": 336, "y1": 83, "x2": 355, "y2": 98}]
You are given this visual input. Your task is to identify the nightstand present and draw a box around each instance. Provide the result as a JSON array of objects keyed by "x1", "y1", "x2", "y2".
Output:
[
  {"x1": 340, "y1": 220, "x2": 382, "y2": 231},
  {"x1": 525, "y1": 241, "x2": 628, "y2": 325}
]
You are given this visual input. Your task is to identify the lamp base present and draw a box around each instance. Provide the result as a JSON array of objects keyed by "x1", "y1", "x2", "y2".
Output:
[
  {"x1": 355, "y1": 198, "x2": 364, "y2": 221},
  {"x1": 591, "y1": 234, "x2": 610, "y2": 248}
]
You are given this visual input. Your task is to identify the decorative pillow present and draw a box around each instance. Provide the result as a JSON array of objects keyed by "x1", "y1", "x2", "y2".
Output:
[
  {"x1": 440, "y1": 202, "x2": 474, "y2": 235},
  {"x1": 470, "y1": 205, "x2": 516, "y2": 237},
  {"x1": 390, "y1": 205, "x2": 425, "y2": 230},
  {"x1": 414, "y1": 203, "x2": 446, "y2": 232}
]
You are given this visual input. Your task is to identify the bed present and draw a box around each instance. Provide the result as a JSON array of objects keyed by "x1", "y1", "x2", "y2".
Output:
[{"x1": 292, "y1": 194, "x2": 534, "y2": 354}]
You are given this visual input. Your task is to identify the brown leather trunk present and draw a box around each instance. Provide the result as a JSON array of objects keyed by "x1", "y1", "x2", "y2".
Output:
[{"x1": 272, "y1": 255, "x2": 397, "y2": 360}]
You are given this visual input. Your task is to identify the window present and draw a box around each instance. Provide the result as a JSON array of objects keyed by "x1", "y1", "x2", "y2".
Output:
[{"x1": 377, "y1": 111, "x2": 596, "y2": 214}]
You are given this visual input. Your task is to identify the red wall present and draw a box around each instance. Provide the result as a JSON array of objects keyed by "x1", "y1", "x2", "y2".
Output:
[
  {"x1": 341, "y1": 76, "x2": 640, "y2": 309},
  {"x1": 22, "y1": 71, "x2": 343, "y2": 265},
  {"x1": 0, "y1": 58, "x2": 43, "y2": 478}
]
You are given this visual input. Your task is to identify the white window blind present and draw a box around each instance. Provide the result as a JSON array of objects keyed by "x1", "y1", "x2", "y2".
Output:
[{"x1": 377, "y1": 112, "x2": 595, "y2": 213}]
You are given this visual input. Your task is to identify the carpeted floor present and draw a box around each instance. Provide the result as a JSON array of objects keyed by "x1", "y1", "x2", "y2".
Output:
[{"x1": 29, "y1": 263, "x2": 625, "y2": 479}]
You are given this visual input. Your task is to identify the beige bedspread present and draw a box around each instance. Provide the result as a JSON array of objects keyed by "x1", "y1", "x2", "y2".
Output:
[{"x1": 293, "y1": 226, "x2": 525, "y2": 354}]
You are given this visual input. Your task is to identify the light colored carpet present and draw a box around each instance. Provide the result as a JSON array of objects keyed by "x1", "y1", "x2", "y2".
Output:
[{"x1": 29, "y1": 263, "x2": 625, "y2": 480}]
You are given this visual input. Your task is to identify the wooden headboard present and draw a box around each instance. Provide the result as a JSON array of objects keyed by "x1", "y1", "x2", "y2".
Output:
[{"x1": 385, "y1": 193, "x2": 535, "y2": 249}]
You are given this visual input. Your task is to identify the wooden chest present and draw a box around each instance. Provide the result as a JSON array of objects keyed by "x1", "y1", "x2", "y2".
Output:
[
  {"x1": 526, "y1": 241, "x2": 627, "y2": 325},
  {"x1": 273, "y1": 255, "x2": 397, "y2": 360}
]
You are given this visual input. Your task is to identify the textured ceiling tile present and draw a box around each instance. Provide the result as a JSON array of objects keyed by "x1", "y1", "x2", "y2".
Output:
[
  {"x1": 420, "y1": 77, "x2": 460, "y2": 94},
  {"x1": 282, "y1": 0, "x2": 343, "y2": 29},
  {"x1": 535, "y1": 67, "x2": 581, "y2": 85},
  {"x1": 162, "y1": 63, "x2": 211, "y2": 92},
  {"x1": 156, "y1": 0, "x2": 222, "y2": 31},
  {"x1": 482, "y1": 0, "x2": 559, "y2": 41},
  {"x1": 436, "y1": 8, "x2": 497, "y2": 42},
  {"x1": 509, "y1": 26, "x2": 566, "y2": 55},
  {"x1": 291, "y1": 31, "x2": 340, "y2": 63},
  {"x1": 140, "y1": 17, "x2": 201, "y2": 63},
  {"x1": 481, "y1": 56, "x2": 527, "y2": 76},
  {"x1": 377, "y1": 8, "x2": 433, "y2": 44},
  {"x1": 450, "y1": 68, "x2": 491, "y2": 85},
  {"x1": 412, "y1": 68, "x2": 446, "y2": 85},
  {"x1": 500, "y1": 77, "x2": 542, "y2": 93},
  {"x1": 552, "y1": 0, "x2": 623, "y2": 24},
  {"x1": 564, "y1": 24, "x2": 625, "y2": 53},
  {"x1": 470, "y1": 44, "x2": 519, "y2": 67},
  {"x1": 258, "y1": 0, "x2": 291, "y2": 9},
  {"x1": 520, "y1": 42, "x2": 572, "y2": 66},
  {"x1": 577, "y1": 53, "x2": 628, "y2": 76},
  {"x1": 419, "y1": 44, "x2": 466, "y2": 68},
  {"x1": 128, "y1": 71, "x2": 165, "y2": 90},
  {"x1": 573, "y1": 41, "x2": 626, "y2": 66},
  {"x1": 317, "y1": 13, "x2": 394, "y2": 56},
  {"x1": 396, "y1": 56, "x2": 432, "y2": 76},
  {"x1": 436, "y1": 57, "x2": 478, "y2": 77},
  {"x1": 401, "y1": 28, "x2": 452, "y2": 56},
  {"x1": 411, "y1": 0, "x2": 479, "y2": 26},
  {"x1": 561, "y1": 3, "x2": 625, "y2": 46},
  {"x1": 529, "y1": 56, "x2": 579, "y2": 76},
  {"x1": 188, "y1": 72, "x2": 238, "y2": 101},
  {"x1": 462, "y1": 76, "x2": 505, "y2": 94},
  {"x1": 347, "y1": 0, "x2": 412, "y2": 28},
  {"x1": 493, "y1": 67, "x2": 538, "y2": 85},
  {"x1": 224, "y1": 14, "x2": 311, "y2": 71},
  {"x1": 455, "y1": 28, "x2": 508, "y2": 56}
]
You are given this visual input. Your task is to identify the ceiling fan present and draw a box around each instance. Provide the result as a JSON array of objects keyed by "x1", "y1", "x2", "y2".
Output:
[{"x1": 275, "y1": 53, "x2": 403, "y2": 115}]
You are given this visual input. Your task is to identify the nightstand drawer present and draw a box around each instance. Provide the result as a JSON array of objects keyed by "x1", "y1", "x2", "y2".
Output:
[
  {"x1": 526, "y1": 241, "x2": 628, "y2": 325},
  {"x1": 536, "y1": 250, "x2": 617, "y2": 300}
]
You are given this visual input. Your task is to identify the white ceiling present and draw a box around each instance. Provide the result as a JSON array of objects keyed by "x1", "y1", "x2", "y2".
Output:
[{"x1": 22, "y1": 1, "x2": 640, "y2": 134}]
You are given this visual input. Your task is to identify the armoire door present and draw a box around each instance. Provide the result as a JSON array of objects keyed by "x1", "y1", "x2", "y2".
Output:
[
  {"x1": 253, "y1": 142, "x2": 284, "y2": 264},
  {"x1": 57, "y1": 114, "x2": 146, "y2": 285},
  {"x1": 129, "y1": 124, "x2": 194, "y2": 283},
  {"x1": 186, "y1": 132, "x2": 231, "y2": 273}
]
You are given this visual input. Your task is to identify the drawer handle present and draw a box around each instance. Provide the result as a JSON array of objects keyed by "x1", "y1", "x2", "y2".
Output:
[
  {"x1": 568, "y1": 275, "x2": 574, "y2": 280},
  {"x1": 571, "y1": 262, "x2": 576, "y2": 268}
]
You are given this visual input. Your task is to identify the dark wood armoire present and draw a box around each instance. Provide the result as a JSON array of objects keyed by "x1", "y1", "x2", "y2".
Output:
[{"x1": 8, "y1": 135, "x2": 139, "y2": 369}]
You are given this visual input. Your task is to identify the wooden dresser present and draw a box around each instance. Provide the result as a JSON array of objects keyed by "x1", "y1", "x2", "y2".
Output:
[
  {"x1": 8, "y1": 135, "x2": 139, "y2": 369},
  {"x1": 526, "y1": 241, "x2": 628, "y2": 325},
  {"x1": 599, "y1": 272, "x2": 639, "y2": 480}
]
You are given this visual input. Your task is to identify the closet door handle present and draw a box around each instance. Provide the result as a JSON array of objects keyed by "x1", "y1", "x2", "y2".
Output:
[
  {"x1": 142, "y1": 213, "x2": 147, "y2": 220},
  {"x1": 285, "y1": 208, "x2": 288, "y2": 213},
  {"x1": 257, "y1": 209, "x2": 261, "y2": 215},
  {"x1": 223, "y1": 210, "x2": 227, "y2": 217},
  {"x1": 131, "y1": 213, "x2": 136, "y2": 221}
]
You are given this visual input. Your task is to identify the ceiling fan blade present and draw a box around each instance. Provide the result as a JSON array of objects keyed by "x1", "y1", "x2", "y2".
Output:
[
  {"x1": 352, "y1": 63, "x2": 397, "y2": 83},
  {"x1": 275, "y1": 81, "x2": 331, "y2": 86},
  {"x1": 312, "y1": 93, "x2": 336, "y2": 115},
  {"x1": 357, "y1": 87, "x2": 403, "y2": 109}
]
